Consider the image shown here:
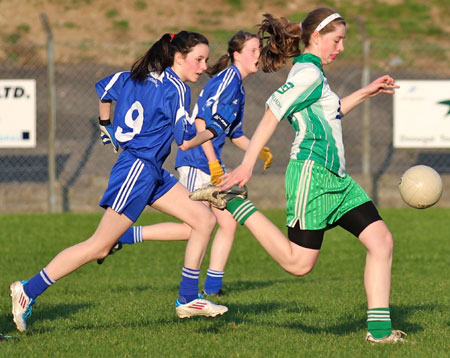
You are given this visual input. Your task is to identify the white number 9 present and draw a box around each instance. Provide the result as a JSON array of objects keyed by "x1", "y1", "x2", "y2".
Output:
[{"x1": 115, "y1": 101, "x2": 144, "y2": 142}]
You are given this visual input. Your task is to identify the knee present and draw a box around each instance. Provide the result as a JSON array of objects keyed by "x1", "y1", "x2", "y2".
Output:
[
  {"x1": 192, "y1": 209, "x2": 216, "y2": 233},
  {"x1": 93, "y1": 242, "x2": 114, "y2": 260},
  {"x1": 84, "y1": 236, "x2": 114, "y2": 260},
  {"x1": 217, "y1": 218, "x2": 237, "y2": 234},
  {"x1": 370, "y1": 229, "x2": 394, "y2": 259},
  {"x1": 284, "y1": 262, "x2": 315, "y2": 277}
]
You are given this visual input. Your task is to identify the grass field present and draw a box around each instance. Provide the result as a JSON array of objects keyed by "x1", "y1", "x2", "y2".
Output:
[{"x1": 1, "y1": 208, "x2": 449, "y2": 357}]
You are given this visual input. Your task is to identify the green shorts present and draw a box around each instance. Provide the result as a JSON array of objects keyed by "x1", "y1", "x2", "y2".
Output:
[{"x1": 285, "y1": 159, "x2": 371, "y2": 230}]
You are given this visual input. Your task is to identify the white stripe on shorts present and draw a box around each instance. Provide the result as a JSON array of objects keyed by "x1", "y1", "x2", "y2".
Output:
[
  {"x1": 112, "y1": 159, "x2": 144, "y2": 213},
  {"x1": 292, "y1": 160, "x2": 314, "y2": 229},
  {"x1": 187, "y1": 167, "x2": 197, "y2": 192}
]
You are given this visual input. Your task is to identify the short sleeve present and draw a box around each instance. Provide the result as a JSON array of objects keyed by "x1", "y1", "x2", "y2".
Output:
[
  {"x1": 168, "y1": 85, "x2": 194, "y2": 146},
  {"x1": 203, "y1": 76, "x2": 241, "y2": 137},
  {"x1": 266, "y1": 67, "x2": 323, "y2": 121},
  {"x1": 95, "y1": 71, "x2": 128, "y2": 101}
]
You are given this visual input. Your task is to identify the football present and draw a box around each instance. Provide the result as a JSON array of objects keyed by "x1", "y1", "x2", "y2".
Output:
[{"x1": 399, "y1": 165, "x2": 443, "y2": 209}]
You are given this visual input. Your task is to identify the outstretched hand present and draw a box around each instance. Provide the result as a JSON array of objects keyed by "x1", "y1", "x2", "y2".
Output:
[
  {"x1": 218, "y1": 164, "x2": 253, "y2": 190},
  {"x1": 365, "y1": 75, "x2": 400, "y2": 98}
]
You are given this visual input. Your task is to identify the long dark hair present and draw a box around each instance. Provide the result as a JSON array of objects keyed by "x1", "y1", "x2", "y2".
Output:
[
  {"x1": 130, "y1": 31, "x2": 209, "y2": 82},
  {"x1": 258, "y1": 8, "x2": 345, "y2": 72},
  {"x1": 207, "y1": 30, "x2": 258, "y2": 77}
]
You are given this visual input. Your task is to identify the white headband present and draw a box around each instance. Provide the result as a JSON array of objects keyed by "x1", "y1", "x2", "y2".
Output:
[{"x1": 314, "y1": 13, "x2": 342, "y2": 32}]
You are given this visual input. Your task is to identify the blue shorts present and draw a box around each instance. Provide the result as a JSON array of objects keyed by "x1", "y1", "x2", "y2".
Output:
[{"x1": 99, "y1": 151, "x2": 178, "y2": 222}]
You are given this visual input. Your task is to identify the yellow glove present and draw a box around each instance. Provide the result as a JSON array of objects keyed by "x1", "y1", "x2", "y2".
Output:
[
  {"x1": 209, "y1": 160, "x2": 225, "y2": 184},
  {"x1": 258, "y1": 146, "x2": 273, "y2": 170}
]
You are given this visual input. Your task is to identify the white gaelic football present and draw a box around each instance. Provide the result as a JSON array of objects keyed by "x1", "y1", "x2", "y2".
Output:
[{"x1": 399, "y1": 165, "x2": 443, "y2": 209}]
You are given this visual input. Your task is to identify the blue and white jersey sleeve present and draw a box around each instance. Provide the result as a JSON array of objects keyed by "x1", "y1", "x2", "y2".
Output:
[
  {"x1": 95, "y1": 71, "x2": 129, "y2": 101},
  {"x1": 165, "y1": 73, "x2": 195, "y2": 146},
  {"x1": 201, "y1": 67, "x2": 242, "y2": 137},
  {"x1": 227, "y1": 96, "x2": 245, "y2": 139}
]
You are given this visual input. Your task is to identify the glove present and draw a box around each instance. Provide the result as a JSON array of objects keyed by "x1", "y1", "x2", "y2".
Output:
[
  {"x1": 209, "y1": 160, "x2": 225, "y2": 184},
  {"x1": 259, "y1": 146, "x2": 273, "y2": 170},
  {"x1": 98, "y1": 118, "x2": 118, "y2": 153}
]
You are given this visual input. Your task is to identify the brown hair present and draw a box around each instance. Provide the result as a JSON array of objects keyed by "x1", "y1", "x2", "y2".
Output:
[
  {"x1": 207, "y1": 30, "x2": 259, "y2": 77},
  {"x1": 130, "y1": 31, "x2": 209, "y2": 82},
  {"x1": 258, "y1": 8, "x2": 346, "y2": 72}
]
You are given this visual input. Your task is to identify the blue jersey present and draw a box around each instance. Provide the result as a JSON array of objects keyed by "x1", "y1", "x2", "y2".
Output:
[
  {"x1": 175, "y1": 65, "x2": 245, "y2": 173},
  {"x1": 96, "y1": 67, "x2": 195, "y2": 177}
]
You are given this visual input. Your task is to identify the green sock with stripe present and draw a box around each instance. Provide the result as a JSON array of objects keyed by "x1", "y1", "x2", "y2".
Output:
[
  {"x1": 226, "y1": 198, "x2": 258, "y2": 225},
  {"x1": 367, "y1": 308, "x2": 392, "y2": 339}
]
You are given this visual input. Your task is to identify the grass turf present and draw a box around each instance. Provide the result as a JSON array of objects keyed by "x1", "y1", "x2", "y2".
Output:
[{"x1": 0, "y1": 208, "x2": 449, "y2": 357}]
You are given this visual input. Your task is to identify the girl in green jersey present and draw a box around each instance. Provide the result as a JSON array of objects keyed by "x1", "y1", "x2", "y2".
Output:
[{"x1": 191, "y1": 8, "x2": 405, "y2": 344}]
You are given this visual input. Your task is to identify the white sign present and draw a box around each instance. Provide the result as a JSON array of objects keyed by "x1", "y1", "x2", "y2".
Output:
[
  {"x1": 393, "y1": 80, "x2": 450, "y2": 148},
  {"x1": 0, "y1": 79, "x2": 36, "y2": 148}
]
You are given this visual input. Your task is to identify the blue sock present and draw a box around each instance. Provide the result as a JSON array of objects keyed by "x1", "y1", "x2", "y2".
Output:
[
  {"x1": 24, "y1": 268, "x2": 55, "y2": 299},
  {"x1": 178, "y1": 267, "x2": 200, "y2": 303},
  {"x1": 203, "y1": 269, "x2": 224, "y2": 294},
  {"x1": 119, "y1": 226, "x2": 143, "y2": 245}
]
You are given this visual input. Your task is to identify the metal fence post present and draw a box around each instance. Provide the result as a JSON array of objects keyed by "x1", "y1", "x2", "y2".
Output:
[
  {"x1": 356, "y1": 17, "x2": 372, "y2": 196},
  {"x1": 40, "y1": 14, "x2": 57, "y2": 213}
]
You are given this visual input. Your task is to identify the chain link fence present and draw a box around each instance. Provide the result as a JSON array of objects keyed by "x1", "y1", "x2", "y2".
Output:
[{"x1": 0, "y1": 35, "x2": 449, "y2": 213}]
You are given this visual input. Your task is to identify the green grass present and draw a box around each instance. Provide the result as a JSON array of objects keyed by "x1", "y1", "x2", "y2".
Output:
[{"x1": 1, "y1": 209, "x2": 449, "y2": 357}]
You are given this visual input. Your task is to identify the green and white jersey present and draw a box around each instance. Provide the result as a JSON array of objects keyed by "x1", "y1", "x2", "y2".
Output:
[{"x1": 266, "y1": 53, "x2": 346, "y2": 177}]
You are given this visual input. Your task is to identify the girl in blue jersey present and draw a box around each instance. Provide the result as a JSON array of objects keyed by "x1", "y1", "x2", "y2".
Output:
[
  {"x1": 176, "y1": 31, "x2": 273, "y2": 295},
  {"x1": 191, "y1": 10, "x2": 406, "y2": 343},
  {"x1": 9, "y1": 31, "x2": 228, "y2": 332},
  {"x1": 109, "y1": 31, "x2": 273, "y2": 296}
]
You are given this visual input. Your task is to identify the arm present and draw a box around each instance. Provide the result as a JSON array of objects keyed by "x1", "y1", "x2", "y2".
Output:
[
  {"x1": 340, "y1": 75, "x2": 399, "y2": 116},
  {"x1": 232, "y1": 135, "x2": 273, "y2": 170},
  {"x1": 219, "y1": 108, "x2": 279, "y2": 189},
  {"x1": 179, "y1": 129, "x2": 215, "y2": 151},
  {"x1": 231, "y1": 135, "x2": 250, "y2": 151},
  {"x1": 196, "y1": 118, "x2": 218, "y2": 162},
  {"x1": 196, "y1": 117, "x2": 225, "y2": 184},
  {"x1": 99, "y1": 99, "x2": 111, "y2": 121},
  {"x1": 98, "y1": 99, "x2": 118, "y2": 153}
]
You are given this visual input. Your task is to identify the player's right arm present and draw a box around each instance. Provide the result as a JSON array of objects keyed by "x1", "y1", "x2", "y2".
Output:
[
  {"x1": 220, "y1": 108, "x2": 279, "y2": 189},
  {"x1": 97, "y1": 99, "x2": 118, "y2": 153},
  {"x1": 194, "y1": 117, "x2": 225, "y2": 183},
  {"x1": 219, "y1": 69, "x2": 320, "y2": 189},
  {"x1": 95, "y1": 72, "x2": 128, "y2": 152}
]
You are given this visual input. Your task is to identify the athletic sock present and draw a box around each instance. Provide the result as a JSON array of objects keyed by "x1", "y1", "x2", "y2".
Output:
[
  {"x1": 23, "y1": 268, "x2": 55, "y2": 300},
  {"x1": 203, "y1": 269, "x2": 224, "y2": 294},
  {"x1": 119, "y1": 226, "x2": 143, "y2": 245},
  {"x1": 178, "y1": 267, "x2": 200, "y2": 303},
  {"x1": 367, "y1": 308, "x2": 392, "y2": 339},
  {"x1": 226, "y1": 198, "x2": 257, "y2": 225}
]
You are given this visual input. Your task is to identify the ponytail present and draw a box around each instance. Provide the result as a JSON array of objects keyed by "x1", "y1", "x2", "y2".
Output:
[
  {"x1": 207, "y1": 54, "x2": 230, "y2": 77},
  {"x1": 258, "y1": 14, "x2": 301, "y2": 73},
  {"x1": 207, "y1": 30, "x2": 258, "y2": 77},
  {"x1": 258, "y1": 9, "x2": 345, "y2": 73},
  {"x1": 131, "y1": 31, "x2": 209, "y2": 82}
]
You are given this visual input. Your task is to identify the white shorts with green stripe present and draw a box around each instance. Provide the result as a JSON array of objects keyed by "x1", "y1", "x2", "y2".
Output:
[{"x1": 285, "y1": 159, "x2": 371, "y2": 230}]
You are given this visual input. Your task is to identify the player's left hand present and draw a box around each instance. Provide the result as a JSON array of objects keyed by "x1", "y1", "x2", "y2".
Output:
[
  {"x1": 258, "y1": 146, "x2": 273, "y2": 170},
  {"x1": 366, "y1": 75, "x2": 400, "y2": 98}
]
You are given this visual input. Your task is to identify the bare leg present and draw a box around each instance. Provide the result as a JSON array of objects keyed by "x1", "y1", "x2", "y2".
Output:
[
  {"x1": 242, "y1": 212, "x2": 321, "y2": 276},
  {"x1": 46, "y1": 208, "x2": 133, "y2": 280},
  {"x1": 207, "y1": 207, "x2": 237, "y2": 271},
  {"x1": 151, "y1": 183, "x2": 216, "y2": 269},
  {"x1": 358, "y1": 220, "x2": 393, "y2": 308},
  {"x1": 140, "y1": 222, "x2": 191, "y2": 241}
]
